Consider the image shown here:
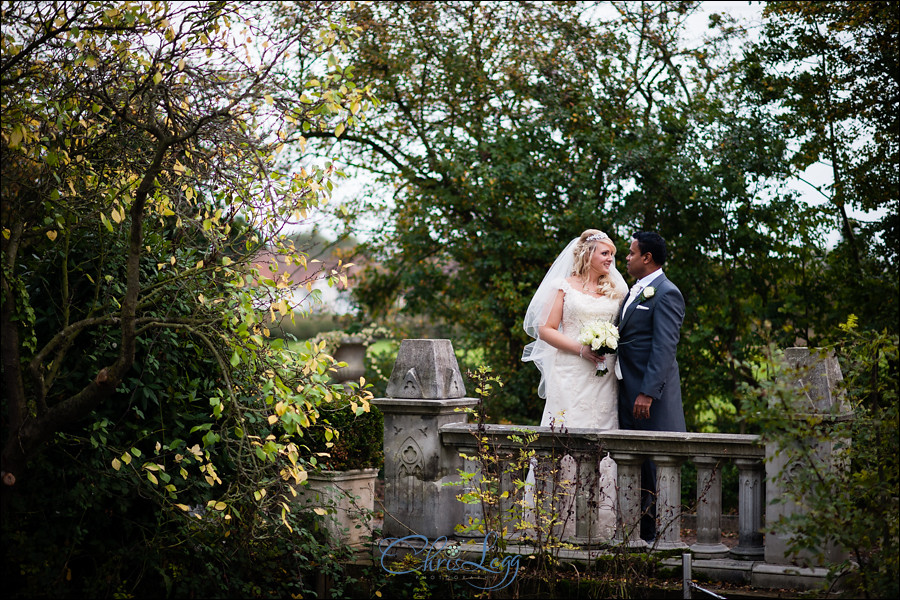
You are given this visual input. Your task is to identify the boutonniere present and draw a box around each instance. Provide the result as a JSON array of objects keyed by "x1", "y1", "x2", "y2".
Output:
[{"x1": 637, "y1": 286, "x2": 655, "y2": 304}]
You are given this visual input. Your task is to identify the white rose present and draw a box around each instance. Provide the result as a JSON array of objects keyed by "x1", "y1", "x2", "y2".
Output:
[
  {"x1": 606, "y1": 337, "x2": 618, "y2": 350},
  {"x1": 643, "y1": 286, "x2": 655, "y2": 298},
  {"x1": 591, "y1": 339, "x2": 602, "y2": 350}
]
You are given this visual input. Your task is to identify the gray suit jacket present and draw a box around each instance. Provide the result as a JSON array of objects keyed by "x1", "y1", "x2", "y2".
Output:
[{"x1": 616, "y1": 274, "x2": 686, "y2": 432}]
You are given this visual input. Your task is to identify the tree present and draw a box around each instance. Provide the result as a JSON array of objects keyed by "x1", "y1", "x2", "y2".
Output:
[
  {"x1": 296, "y1": 0, "x2": 845, "y2": 426},
  {"x1": 2, "y1": 1, "x2": 377, "y2": 595},
  {"x1": 742, "y1": 1, "x2": 899, "y2": 331}
]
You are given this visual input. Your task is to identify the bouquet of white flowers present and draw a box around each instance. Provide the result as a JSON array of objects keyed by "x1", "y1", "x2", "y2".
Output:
[{"x1": 577, "y1": 319, "x2": 619, "y2": 376}]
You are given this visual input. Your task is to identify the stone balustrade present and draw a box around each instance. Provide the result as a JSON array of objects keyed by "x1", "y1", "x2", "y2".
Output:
[
  {"x1": 372, "y1": 339, "x2": 849, "y2": 589},
  {"x1": 435, "y1": 424, "x2": 764, "y2": 558}
]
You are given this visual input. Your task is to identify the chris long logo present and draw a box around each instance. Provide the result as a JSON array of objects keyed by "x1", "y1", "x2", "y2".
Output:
[{"x1": 378, "y1": 531, "x2": 521, "y2": 591}]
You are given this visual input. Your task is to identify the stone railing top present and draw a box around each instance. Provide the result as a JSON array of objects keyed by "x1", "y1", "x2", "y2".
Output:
[{"x1": 439, "y1": 423, "x2": 764, "y2": 459}]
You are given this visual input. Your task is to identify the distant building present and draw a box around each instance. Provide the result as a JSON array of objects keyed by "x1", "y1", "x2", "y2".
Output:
[{"x1": 251, "y1": 246, "x2": 364, "y2": 315}]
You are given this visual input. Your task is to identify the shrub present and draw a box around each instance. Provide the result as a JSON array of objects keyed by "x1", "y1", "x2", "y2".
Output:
[{"x1": 307, "y1": 400, "x2": 384, "y2": 471}]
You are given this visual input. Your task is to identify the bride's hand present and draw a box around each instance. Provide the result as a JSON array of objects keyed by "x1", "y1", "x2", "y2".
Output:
[{"x1": 580, "y1": 346, "x2": 603, "y2": 367}]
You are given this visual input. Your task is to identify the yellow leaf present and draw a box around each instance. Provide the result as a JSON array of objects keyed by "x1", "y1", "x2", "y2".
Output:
[
  {"x1": 175, "y1": 504, "x2": 191, "y2": 511},
  {"x1": 46, "y1": 230, "x2": 58, "y2": 241},
  {"x1": 147, "y1": 472, "x2": 158, "y2": 485},
  {"x1": 265, "y1": 94, "x2": 274, "y2": 105},
  {"x1": 335, "y1": 122, "x2": 345, "y2": 138},
  {"x1": 267, "y1": 414, "x2": 278, "y2": 425},
  {"x1": 153, "y1": 71, "x2": 163, "y2": 85},
  {"x1": 313, "y1": 507, "x2": 328, "y2": 516},
  {"x1": 8, "y1": 125, "x2": 24, "y2": 148},
  {"x1": 214, "y1": 501, "x2": 227, "y2": 511},
  {"x1": 178, "y1": 58, "x2": 185, "y2": 71},
  {"x1": 111, "y1": 458, "x2": 121, "y2": 471}
]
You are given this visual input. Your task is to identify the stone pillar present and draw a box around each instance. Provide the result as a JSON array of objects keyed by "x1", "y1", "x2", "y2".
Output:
[
  {"x1": 732, "y1": 458, "x2": 765, "y2": 560},
  {"x1": 764, "y1": 348, "x2": 851, "y2": 566},
  {"x1": 654, "y1": 454, "x2": 688, "y2": 550},
  {"x1": 372, "y1": 339, "x2": 478, "y2": 539},
  {"x1": 691, "y1": 456, "x2": 729, "y2": 558},
  {"x1": 610, "y1": 452, "x2": 647, "y2": 548}
]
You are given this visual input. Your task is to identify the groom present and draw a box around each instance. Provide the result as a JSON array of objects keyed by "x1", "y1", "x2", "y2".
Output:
[{"x1": 616, "y1": 231, "x2": 686, "y2": 543}]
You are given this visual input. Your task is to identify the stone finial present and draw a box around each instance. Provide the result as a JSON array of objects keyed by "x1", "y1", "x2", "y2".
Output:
[
  {"x1": 783, "y1": 347, "x2": 849, "y2": 414},
  {"x1": 385, "y1": 339, "x2": 467, "y2": 399}
]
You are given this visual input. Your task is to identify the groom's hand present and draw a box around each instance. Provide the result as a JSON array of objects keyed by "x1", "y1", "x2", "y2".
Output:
[{"x1": 634, "y1": 393, "x2": 653, "y2": 420}]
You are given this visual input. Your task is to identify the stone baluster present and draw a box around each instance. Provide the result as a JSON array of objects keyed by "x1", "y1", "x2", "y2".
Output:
[
  {"x1": 610, "y1": 452, "x2": 646, "y2": 548},
  {"x1": 731, "y1": 457, "x2": 765, "y2": 560},
  {"x1": 522, "y1": 448, "x2": 560, "y2": 542},
  {"x1": 373, "y1": 339, "x2": 478, "y2": 539},
  {"x1": 653, "y1": 454, "x2": 688, "y2": 550},
  {"x1": 572, "y1": 451, "x2": 601, "y2": 544},
  {"x1": 691, "y1": 456, "x2": 730, "y2": 558},
  {"x1": 456, "y1": 443, "x2": 484, "y2": 539}
]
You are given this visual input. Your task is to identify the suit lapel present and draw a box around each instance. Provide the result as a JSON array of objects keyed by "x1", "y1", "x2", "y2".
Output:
[{"x1": 620, "y1": 275, "x2": 667, "y2": 329}]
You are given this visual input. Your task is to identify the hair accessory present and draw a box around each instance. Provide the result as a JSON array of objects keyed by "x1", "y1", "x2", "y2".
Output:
[{"x1": 586, "y1": 233, "x2": 608, "y2": 242}]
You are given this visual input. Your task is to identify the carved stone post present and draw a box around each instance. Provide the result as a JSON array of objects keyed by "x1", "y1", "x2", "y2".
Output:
[
  {"x1": 654, "y1": 454, "x2": 688, "y2": 550},
  {"x1": 732, "y1": 457, "x2": 765, "y2": 560},
  {"x1": 764, "y1": 348, "x2": 851, "y2": 566},
  {"x1": 691, "y1": 456, "x2": 729, "y2": 558},
  {"x1": 372, "y1": 339, "x2": 478, "y2": 539}
]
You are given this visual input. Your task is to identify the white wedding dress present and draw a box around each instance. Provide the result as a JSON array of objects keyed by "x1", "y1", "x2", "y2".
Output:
[
  {"x1": 541, "y1": 279, "x2": 621, "y2": 430},
  {"x1": 527, "y1": 278, "x2": 620, "y2": 542}
]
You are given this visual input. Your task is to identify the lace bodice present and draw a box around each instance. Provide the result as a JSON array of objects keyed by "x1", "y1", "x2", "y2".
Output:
[{"x1": 557, "y1": 278, "x2": 621, "y2": 339}]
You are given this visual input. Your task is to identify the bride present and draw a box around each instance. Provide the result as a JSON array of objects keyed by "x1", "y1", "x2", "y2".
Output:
[{"x1": 521, "y1": 229, "x2": 627, "y2": 541}]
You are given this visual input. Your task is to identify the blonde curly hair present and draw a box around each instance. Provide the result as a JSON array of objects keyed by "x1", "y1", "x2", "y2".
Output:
[{"x1": 571, "y1": 229, "x2": 622, "y2": 299}]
